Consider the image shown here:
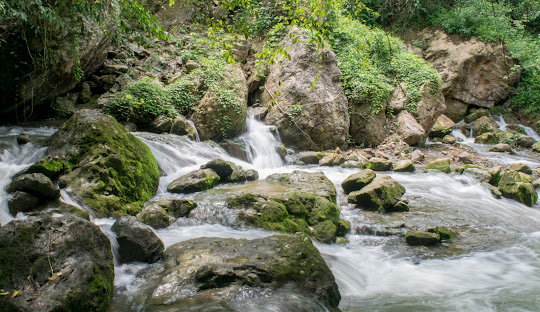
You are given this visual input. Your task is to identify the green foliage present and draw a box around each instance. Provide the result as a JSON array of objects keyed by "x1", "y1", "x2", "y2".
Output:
[
  {"x1": 328, "y1": 14, "x2": 441, "y2": 114},
  {"x1": 164, "y1": 76, "x2": 202, "y2": 116},
  {"x1": 104, "y1": 77, "x2": 177, "y2": 122}
]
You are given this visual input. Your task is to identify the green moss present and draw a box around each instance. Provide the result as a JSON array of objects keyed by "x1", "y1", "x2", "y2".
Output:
[
  {"x1": 425, "y1": 158, "x2": 451, "y2": 174},
  {"x1": 336, "y1": 219, "x2": 351, "y2": 237},
  {"x1": 25, "y1": 157, "x2": 65, "y2": 179},
  {"x1": 312, "y1": 220, "x2": 337, "y2": 244}
]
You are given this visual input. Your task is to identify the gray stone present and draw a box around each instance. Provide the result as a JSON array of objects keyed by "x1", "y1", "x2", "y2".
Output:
[
  {"x1": 111, "y1": 216, "x2": 164, "y2": 264},
  {"x1": 7, "y1": 173, "x2": 60, "y2": 201},
  {"x1": 167, "y1": 169, "x2": 220, "y2": 194},
  {"x1": 347, "y1": 176, "x2": 406, "y2": 212},
  {"x1": 341, "y1": 169, "x2": 376, "y2": 194}
]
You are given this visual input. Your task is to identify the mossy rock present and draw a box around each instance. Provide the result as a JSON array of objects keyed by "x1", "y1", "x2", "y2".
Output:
[
  {"x1": 405, "y1": 230, "x2": 440, "y2": 246},
  {"x1": 152, "y1": 198, "x2": 198, "y2": 218},
  {"x1": 474, "y1": 132, "x2": 499, "y2": 144},
  {"x1": 427, "y1": 226, "x2": 454, "y2": 240},
  {"x1": 137, "y1": 205, "x2": 172, "y2": 229},
  {"x1": 506, "y1": 163, "x2": 533, "y2": 175},
  {"x1": 200, "y1": 158, "x2": 236, "y2": 179},
  {"x1": 347, "y1": 176, "x2": 406, "y2": 212},
  {"x1": 393, "y1": 159, "x2": 415, "y2": 172},
  {"x1": 167, "y1": 169, "x2": 220, "y2": 194},
  {"x1": 341, "y1": 169, "x2": 376, "y2": 194},
  {"x1": 23, "y1": 156, "x2": 65, "y2": 179},
  {"x1": 488, "y1": 166, "x2": 502, "y2": 186},
  {"x1": 464, "y1": 109, "x2": 489, "y2": 123},
  {"x1": 425, "y1": 158, "x2": 451, "y2": 173},
  {"x1": 47, "y1": 109, "x2": 160, "y2": 217},
  {"x1": 499, "y1": 171, "x2": 538, "y2": 206},
  {"x1": 532, "y1": 141, "x2": 540, "y2": 153},
  {"x1": 471, "y1": 116, "x2": 498, "y2": 136},
  {"x1": 368, "y1": 157, "x2": 392, "y2": 171}
]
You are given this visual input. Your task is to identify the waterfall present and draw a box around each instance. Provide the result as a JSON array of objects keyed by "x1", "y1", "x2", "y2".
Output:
[{"x1": 240, "y1": 114, "x2": 284, "y2": 169}]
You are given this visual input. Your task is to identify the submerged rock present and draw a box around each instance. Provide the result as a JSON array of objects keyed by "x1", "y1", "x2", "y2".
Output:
[
  {"x1": 139, "y1": 234, "x2": 341, "y2": 311},
  {"x1": 167, "y1": 169, "x2": 220, "y2": 194},
  {"x1": 47, "y1": 109, "x2": 160, "y2": 216},
  {"x1": 111, "y1": 216, "x2": 165, "y2": 264},
  {"x1": 347, "y1": 176, "x2": 406, "y2": 213},
  {"x1": 405, "y1": 230, "x2": 440, "y2": 246},
  {"x1": 0, "y1": 214, "x2": 114, "y2": 311}
]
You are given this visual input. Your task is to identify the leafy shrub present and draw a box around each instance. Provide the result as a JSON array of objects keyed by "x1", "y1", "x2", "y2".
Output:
[
  {"x1": 164, "y1": 77, "x2": 202, "y2": 116},
  {"x1": 104, "y1": 77, "x2": 177, "y2": 122}
]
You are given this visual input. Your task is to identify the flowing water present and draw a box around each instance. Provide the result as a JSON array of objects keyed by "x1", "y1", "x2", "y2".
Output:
[{"x1": 3, "y1": 115, "x2": 540, "y2": 311}]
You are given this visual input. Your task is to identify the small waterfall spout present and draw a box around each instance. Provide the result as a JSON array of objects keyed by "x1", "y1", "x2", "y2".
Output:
[{"x1": 240, "y1": 114, "x2": 284, "y2": 169}]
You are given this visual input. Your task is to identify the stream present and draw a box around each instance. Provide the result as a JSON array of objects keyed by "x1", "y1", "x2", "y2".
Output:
[{"x1": 2, "y1": 115, "x2": 540, "y2": 311}]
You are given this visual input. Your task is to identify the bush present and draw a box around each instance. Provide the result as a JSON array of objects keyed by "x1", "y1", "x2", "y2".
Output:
[
  {"x1": 104, "y1": 77, "x2": 177, "y2": 122},
  {"x1": 164, "y1": 77, "x2": 202, "y2": 116}
]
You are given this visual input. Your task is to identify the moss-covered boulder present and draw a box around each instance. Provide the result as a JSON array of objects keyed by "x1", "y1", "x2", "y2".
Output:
[
  {"x1": 47, "y1": 109, "x2": 160, "y2": 216},
  {"x1": 341, "y1": 169, "x2": 376, "y2": 194},
  {"x1": 506, "y1": 163, "x2": 533, "y2": 175},
  {"x1": 368, "y1": 157, "x2": 392, "y2": 171},
  {"x1": 498, "y1": 171, "x2": 538, "y2": 207},
  {"x1": 347, "y1": 176, "x2": 406, "y2": 212},
  {"x1": 427, "y1": 226, "x2": 454, "y2": 240},
  {"x1": 425, "y1": 158, "x2": 451, "y2": 173},
  {"x1": 200, "y1": 158, "x2": 236, "y2": 179},
  {"x1": 0, "y1": 214, "x2": 114, "y2": 311},
  {"x1": 225, "y1": 166, "x2": 246, "y2": 182},
  {"x1": 405, "y1": 230, "x2": 440, "y2": 246},
  {"x1": 167, "y1": 169, "x2": 220, "y2": 194},
  {"x1": 137, "y1": 205, "x2": 172, "y2": 229},
  {"x1": 227, "y1": 171, "x2": 345, "y2": 243},
  {"x1": 464, "y1": 109, "x2": 489, "y2": 123},
  {"x1": 463, "y1": 167, "x2": 491, "y2": 183},
  {"x1": 532, "y1": 141, "x2": 540, "y2": 153},
  {"x1": 22, "y1": 156, "x2": 64, "y2": 179},
  {"x1": 393, "y1": 159, "x2": 415, "y2": 172},
  {"x1": 488, "y1": 166, "x2": 502, "y2": 186},
  {"x1": 472, "y1": 116, "x2": 499, "y2": 136},
  {"x1": 150, "y1": 198, "x2": 198, "y2": 218},
  {"x1": 138, "y1": 234, "x2": 341, "y2": 311},
  {"x1": 516, "y1": 135, "x2": 536, "y2": 148}
]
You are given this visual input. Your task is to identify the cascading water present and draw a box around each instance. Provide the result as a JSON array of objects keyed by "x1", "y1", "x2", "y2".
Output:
[
  {"x1": 239, "y1": 114, "x2": 284, "y2": 169},
  {"x1": 3, "y1": 114, "x2": 540, "y2": 311},
  {"x1": 0, "y1": 126, "x2": 56, "y2": 225}
]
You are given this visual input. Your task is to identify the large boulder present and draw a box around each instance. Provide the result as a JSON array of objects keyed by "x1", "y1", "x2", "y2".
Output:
[
  {"x1": 408, "y1": 28, "x2": 519, "y2": 108},
  {"x1": 395, "y1": 110, "x2": 425, "y2": 145},
  {"x1": 425, "y1": 158, "x2": 451, "y2": 173},
  {"x1": 0, "y1": 214, "x2": 113, "y2": 311},
  {"x1": 47, "y1": 109, "x2": 160, "y2": 216},
  {"x1": 191, "y1": 64, "x2": 248, "y2": 140},
  {"x1": 472, "y1": 116, "x2": 499, "y2": 136},
  {"x1": 227, "y1": 171, "x2": 347, "y2": 243},
  {"x1": 200, "y1": 158, "x2": 236, "y2": 179},
  {"x1": 0, "y1": 2, "x2": 113, "y2": 121},
  {"x1": 261, "y1": 28, "x2": 349, "y2": 150},
  {"x1": 167, "y1": 169, "x2": 220, "y2": 194},
  {"x1": 429, "y1": 114, "x2": 455, "y2": 138},
  {"x1": 138, "y1": 234, "x2": 341, "y2": 311},
  {"x1": 347, "y1": 176, "x2": 406, "y2": 212},
  {"x1": 111, "y1": 216, "x2": 165, "y2": 264}
]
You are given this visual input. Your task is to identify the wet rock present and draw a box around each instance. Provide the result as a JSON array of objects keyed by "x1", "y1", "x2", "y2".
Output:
[
  {"x1": 192, "y1": 64, "x2": 247, "y2": 140},
  {"x1": 482, "y1": 182, "x2": 502, "y2": 198},
  {"x1": 297, "y1": 151, "x2": 322, "y2": 164},
  {"x1": 0, "y1": 214, "x2": 113, "y2": 311},
  {"x1": 472, "y1": 116, "x2": 499, "y2": 136},
  {"x1": 455, "y1": 122, "x2": 472, "y2": 136},
  {"x1": 151, "y1": 198, "x2": 198, "y2": 218},
  {"x1": 261, "y1": 28, "x2": 349, "y2": 150},
  {"x1": 250, "y1": 106, "x2": 268, "y2": 120},
  {"x1": 137, "y1": 205, "x2": 172, "y2": 229},
  {"x1": 148, "y1": 115, "x2": 173, "y2": 133},
  {"x1": 506, "y1": 163, "x2": 533, "y2": 175},
  {"x1": 245, "y1": 169, "x2": 259, "y2": 181},
  {"x1": 464, "y1": 109, "x2": 490, "y2": 123},
  {"x1": 7, "y1": 191, "x2": 39, "y2": 215},
  {"x1": 200, "y1": 158, "x2": 236, "y2": 180},
  {"x1": 167, "y1": 169, "x2": 220, "y2": 194},
  {"x1": 498, "y1": 171, "x2": 538, "y2": 206},
  {"x1": 516, "y1": 135, "x2": 536, "y2": 148},
  {"x1": 442, "y1": 134, "x2": 457, "y2": 144},
  {"x1": 16, "y1": 133, "x2": 32, "y2": 145},
  {"x1": 22, "y1": 156, "x2": 64, "y2": 179},
  {"x1": 392, "y1": 200, "x2": 410, "y2": 212},
  {"x1": 276, "y1": 143, "x2": 288, "y2": 159},
  {"x1": 456, "y1": 151, "x2": 474, "y2": 164},
  {"x1": 488, "y1": 166, "x2": 502, "y2": 186},
  {"x1": 7, "y1": 173, "x2": 60, "y2": 201},
  {"x1": 533, "y1": 178, "x2": 540, "y2": 189},
  {"x1": 463, "y1": 167, "x2": 491, "y2": 183},
  {"x1": 427, "y1": 226, "x2": 454, "y2": 240},
  {"x1": 369, "y1": 157, "x2": 392, "y2": 171},
  {"x1": 80, "y1": 81, "x2": 92, "y2": 103},
  {"x1": 171, "y1": 115, "x2": 198, "y2": 140},
  {"x1": 220, "y1": 139, "x2": 249, "y2": 161},
  {"x1": 474, "y1": 132, "x2": 499, "y2": 144},
  {"x1": 405, "y1": 230, "x2": 440, "y2": 246},
  {"x1": 226, "y1": 166, "x2": 247, "y2": 183},
  {"x1": 489, "y1": 143, "x2": 514, "y2": 153},
  {"x1": 532, "y1": 141, "x2": 540, "y2": 153},
  {"x1": 425, "y1": 158, "x2": 451, "y2": 173},
  {"x1": 347, "y1": 176, "x2": 406, "y2": 212},
  {"x1": 47, "y1": 109, "x2": 160, "y2": 216},
  {"x1": 111, "y1": 216, "x2": 165, "y2": 264},
  {"x1": 266, "y1": 171, "x2": 336, "y2": 200},
  {"x1": 140, "y1": 234, "x2": 341, "y2": 311},
  {"x1": 393, "y1": 160, "x2": 415, "y2": 172},
  {"x1": 341, "y1": 169, "x2": 376, "y2": 194},
  {"x1": 430, "y1": 114, "x2": 454, "y2": 138}
]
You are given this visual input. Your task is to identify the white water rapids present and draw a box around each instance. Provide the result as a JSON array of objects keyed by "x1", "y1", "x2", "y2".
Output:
[{"x1": 2, "y1": 115, "x2": 540, "y2": 311}]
